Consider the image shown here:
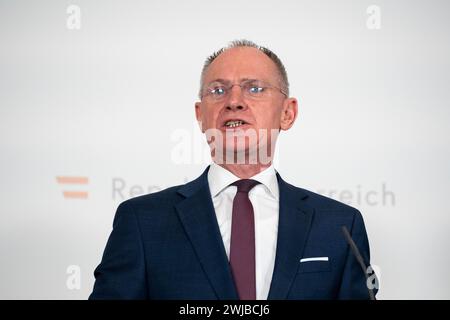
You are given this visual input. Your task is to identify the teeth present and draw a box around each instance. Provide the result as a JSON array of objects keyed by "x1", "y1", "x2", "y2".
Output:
[{"x1": 225, "y1": 120, "x2": 244, "y2": 128}]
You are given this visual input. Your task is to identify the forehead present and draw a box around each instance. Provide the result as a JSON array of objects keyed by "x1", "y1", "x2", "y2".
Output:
[{"x1": 204, "y1": 47, "x2": 279, "y2": 84}]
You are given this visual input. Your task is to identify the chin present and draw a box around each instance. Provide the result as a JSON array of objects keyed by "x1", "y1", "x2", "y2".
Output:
[{"x1": 221, "y1": 140, "x2": 259, "y2": 164}]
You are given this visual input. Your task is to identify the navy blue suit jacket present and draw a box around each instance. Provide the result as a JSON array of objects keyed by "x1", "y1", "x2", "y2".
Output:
[{"x1": 90, "y1": 167, "x2": 375, "y2": 299}]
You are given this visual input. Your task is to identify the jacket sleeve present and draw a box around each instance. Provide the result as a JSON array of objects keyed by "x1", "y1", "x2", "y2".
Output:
[
  {"x1": 89, "y1": 200, "x2": 148, "y2": 299},
  {"x1": 337, "y1": 209, "x2": 378, "y2": 299}
]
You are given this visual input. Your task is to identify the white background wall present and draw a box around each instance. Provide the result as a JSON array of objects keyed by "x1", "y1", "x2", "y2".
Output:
[{"x1": 1, "y1": 0, "x2": 449, "y2": 299}]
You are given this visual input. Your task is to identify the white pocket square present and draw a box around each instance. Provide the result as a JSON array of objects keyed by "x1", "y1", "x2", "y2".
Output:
[{"x1": 300, "y1": 257, "x2": 329, "y2": 263}]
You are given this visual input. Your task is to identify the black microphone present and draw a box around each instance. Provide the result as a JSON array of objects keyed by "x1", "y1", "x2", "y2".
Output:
[{"x1": 341, "y1": 226, "x2": 376, "y2": 300}]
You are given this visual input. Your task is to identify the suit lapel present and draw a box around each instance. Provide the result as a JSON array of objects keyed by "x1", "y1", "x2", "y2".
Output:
[
  {"x1": 267, "y1": 173, "x2": 315, "y2": 300},
  {"x1": 175, "y1": 167, "x2": 238, "y2": 300}
]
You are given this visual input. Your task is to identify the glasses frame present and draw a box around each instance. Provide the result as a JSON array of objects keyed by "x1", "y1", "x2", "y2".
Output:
[{"x1": 201, "y1": 79, "x2": 288, "y2": 101}]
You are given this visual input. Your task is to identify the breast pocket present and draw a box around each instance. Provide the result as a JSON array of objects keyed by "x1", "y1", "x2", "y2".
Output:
[{"x1": 297, "y1": 260, "x2": 331, "y2": 273}]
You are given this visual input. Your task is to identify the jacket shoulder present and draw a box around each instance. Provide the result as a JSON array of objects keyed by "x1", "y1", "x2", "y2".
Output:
[
  {"x1": 119, "y1": 184, "x2": 185, "y2": 211},
  {"x1": 281, "y1": 177, "x2": 361, "y2": 217},
  {"x1": 302, "y1": 187, "x2": 359, "y2": 212}
]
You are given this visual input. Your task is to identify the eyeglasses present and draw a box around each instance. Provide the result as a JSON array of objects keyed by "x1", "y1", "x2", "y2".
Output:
[{"x1": 201, "y1": 79, "x2": 287, "y2": 101}]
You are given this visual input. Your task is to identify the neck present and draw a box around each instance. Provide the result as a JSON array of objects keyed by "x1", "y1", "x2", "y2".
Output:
[{"x1": 216, "y1": 162, "x2": 271, "y2": 179}]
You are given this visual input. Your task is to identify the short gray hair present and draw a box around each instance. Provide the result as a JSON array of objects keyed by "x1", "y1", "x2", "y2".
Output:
[{"x1": 199, "y1": 39, "x2": 289, "y2": 98}]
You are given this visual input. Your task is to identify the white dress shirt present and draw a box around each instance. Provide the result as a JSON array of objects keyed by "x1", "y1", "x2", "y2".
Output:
[{"x1": 207, "y1": 162, "x2": 280, "y2": 300}]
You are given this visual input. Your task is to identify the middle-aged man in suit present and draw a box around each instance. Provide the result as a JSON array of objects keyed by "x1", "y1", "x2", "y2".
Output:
[{"x1": 90, "y1": 39, "x2": 377, "y2": 300}]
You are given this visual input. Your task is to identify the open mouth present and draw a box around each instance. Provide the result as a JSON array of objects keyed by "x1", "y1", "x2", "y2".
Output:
[{"x1": 224, "y1": 120, "x2": 247, "y2": 128}]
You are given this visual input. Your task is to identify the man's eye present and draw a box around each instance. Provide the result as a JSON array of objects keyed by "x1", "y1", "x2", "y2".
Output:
[
  {"x1": 249, "y1": 86, "x2": 264, "y2": 94},
  {"x1": 211, "y1": 87, "x2": 226, "y2": 95}
]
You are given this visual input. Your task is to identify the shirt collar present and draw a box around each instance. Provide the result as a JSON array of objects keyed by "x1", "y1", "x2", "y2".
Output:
[{"x1": 207, "y1": 162, "x2": 279, "y2": 200}]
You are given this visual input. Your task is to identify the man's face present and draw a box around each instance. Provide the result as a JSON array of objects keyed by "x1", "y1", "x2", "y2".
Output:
[{"x1": 195, "y1": 47, "x2": 297, "y2": 164}]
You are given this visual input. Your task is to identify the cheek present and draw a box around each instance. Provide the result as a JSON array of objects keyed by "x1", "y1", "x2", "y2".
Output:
[
  {"x1": 255, "y1": 110, "x2": 280, "y2": 129},
  {"x1": 253, "y1": 102, "x2": 282, "y2": 127},
  {"x1": 201, "y1": 106, "x2": 219, "y2": 127}
]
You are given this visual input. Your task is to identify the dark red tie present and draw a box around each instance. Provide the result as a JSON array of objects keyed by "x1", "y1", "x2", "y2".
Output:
[{"x1": 229, "y1": 179, "x2": 260, "y2": 300}]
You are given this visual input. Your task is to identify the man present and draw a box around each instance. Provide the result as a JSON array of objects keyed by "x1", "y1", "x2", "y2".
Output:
[{"x1": 90, "y1": 40, "x2": 376, "y2": 300}]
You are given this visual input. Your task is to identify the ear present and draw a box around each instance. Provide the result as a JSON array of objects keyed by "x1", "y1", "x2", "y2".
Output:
[
  {"x1": 195, "y1": 101, "x2": 204, "y2": 132},
  {"x1": 280, "y1": 97, "x2": 298, "y2": 131}
]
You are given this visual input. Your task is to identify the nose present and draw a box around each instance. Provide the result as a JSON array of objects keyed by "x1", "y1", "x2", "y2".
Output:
[{"x1": 225, "y1": 84, "x2": 247, "y2": 112}]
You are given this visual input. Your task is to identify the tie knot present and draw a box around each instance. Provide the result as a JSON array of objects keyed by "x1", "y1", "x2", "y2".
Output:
[{"x1": 231, "y1": 179, "x2": 260, "y2": 193}]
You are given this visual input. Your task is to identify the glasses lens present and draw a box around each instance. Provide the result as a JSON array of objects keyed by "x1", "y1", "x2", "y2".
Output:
[{"x1": 203, "y1": 80, "x2": 279, "y2": 100}]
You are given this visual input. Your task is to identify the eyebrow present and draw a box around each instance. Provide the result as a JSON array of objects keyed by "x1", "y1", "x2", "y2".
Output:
[{"x1": 206, "y1": 78, "x2": 260, "y2": 86}]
